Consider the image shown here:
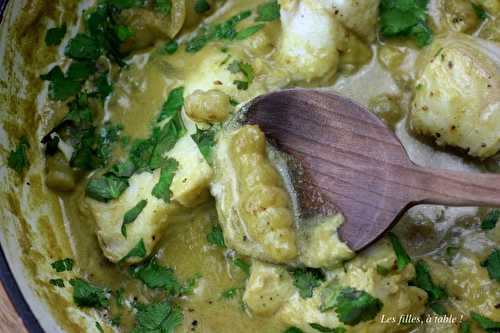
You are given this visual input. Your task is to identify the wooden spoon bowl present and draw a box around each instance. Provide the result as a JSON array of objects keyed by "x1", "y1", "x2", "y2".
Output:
[{"x1": 245, "y1": 89, "x2": 500, "y2": 251}]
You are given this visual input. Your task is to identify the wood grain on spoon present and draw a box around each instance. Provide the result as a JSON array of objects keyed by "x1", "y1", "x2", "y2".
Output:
[{"x1": 245, "y1": 89, "x2": 500, "y2": 251}]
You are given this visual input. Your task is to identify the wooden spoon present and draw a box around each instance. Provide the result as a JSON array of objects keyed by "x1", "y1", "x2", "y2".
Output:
[{"x1": 244, "y1": 89, "x2": 500, "y2": 251}]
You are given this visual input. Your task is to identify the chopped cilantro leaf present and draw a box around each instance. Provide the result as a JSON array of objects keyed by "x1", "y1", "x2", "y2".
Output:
[
  {"x1": 152, "y1": 159, "x2": 178, "y2": 203},
  {"x1": 157, "y1": 87, "x2": 185, "y2": 123},
  {"x1": 115, "y1": 288, "x2": 125, "y2": 307},
  {"x1": 120, "y1": 239, "x2": 147, "y2": 263},
  {"x1": 86, "y1": 174, "x2": 129, "y2": 202},
  {"x1": 388, "y1": 232, "x2": 411, "y2": 271},
  {"x1": 227, "y1": 60, "x2": 254, "y2": 90},
  {"x1": 481, "y1": 249, "x2": 500, "y2": 282},
  {"x1": 236, "y1": 23, "x2": 265, "y2": 40},
  {"x1": 459, "y1": 320, "x2": 471, "y2": 333},
  {"x1": 96, "y1": 322, "x2": 104, "y2": 333},
  {"x1": 290, "y1": 267, "x2": 325, "y2": 299},
  {"x1": 45, "y1": 24, "x2": 67, "y2": 46},
  {"x1": 8, "y1": 136, "x2": 30, "y2": 175},
  {"x1": 95, "y1": 72, "x2": 113, "y2": 100},
  {"x1": 309, "y1": 323, "x2": 345, "y2": 333},
  {"x1": 69, "y1": 278, "x2": 108, "y2": 308},
  {"x1": 108, "y1": 160, "x2": 136, "y2": 178},
  {"x1": 41, "y1": 66, "x2": 82, "y2": 101},
  {"x1": 155, "y1": 0, "x2": 172, "y2": 14},
  {"x1": 49, "y1": 279, "x2": 65, "y2": 287},
  {"x1": 207, "y1": 225, "x2": 225, "y2": 248},
  {"x1": 414, "y1": 260, "x2": 447, "y2": 302},
  {"x1": 116, "y1": 25, "x2": 134, "y2": 42},
  {"x1": 320, "y1": 284, "x2": 383, "y2": 326},
  {"x1": 470, "y1": 312, "x2": 500, "y2": 332},
  {"x1": 194, "y1": 0, "x2": 210, "y2": 13},
  {"x1": 107, "y1": 0, "x2": 146, "y2": 10},
  {"x1": 481, "y1": 209, "x2": 500, "y2": 230},
  {"x1": 163, "y1": 40, "x2": 178, "y2": 54},
  {"x1": 132, "y1": 301, "x2": 183, "y2": 333},
  {"x1": 51, "y1": 258, "x2": 74, "y2": 272},
  {"x1": 284, "y1": 327, "x2": 305, "y2": 333},
  {"x1": 429, "y1": 302, "x2": 447, "y2": 315},
  {"x1": 192, "y1": 127, "x2": 216, "y2": 162},
  {"x1": 122, "y1": 200, "x2": 148, "y2": 237},
  {"x1": 180, "y1": 273, "x2": 202, "y2": 296},
  {"x1": 65, "y1": 33, "x2": 102, "y2": 61},
  {"x1": 129, "y1": 257, "x2": 182, "y2": 295},
  {"x1": 472, "y1": 3, "x2": 488, "y2": 21},
  {"x1": 256, "y1": 0, "x2": 280, "y2": 22},
  {"x1": 379, "y1": 0, "x2": 433, "y2": 47},
  {"x1": 66, "y1": 61, "x2": 96, "y2": 81},
  {"x1": 221, "y1": 287, "x2": 241, "y2": 299},
  {"x1": 233, "y1": 258, "x2": 251, "y2": 276}
]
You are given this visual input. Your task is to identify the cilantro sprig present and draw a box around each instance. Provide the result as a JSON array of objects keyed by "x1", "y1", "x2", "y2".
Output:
[
  {"x1": 481, "y1": 249, "x2": 500, "y2": 282},
  {"x1": 122, "y1": 200, "x2": 148, "y2": 237},
  {"x1": 132, "y1": 300, "x2": 183, "y2": 333},
  {"x1": 69, "y1": 278, "x2": 109, "y2": 308},
  {"x1": 8, "y1": 136, "x2": 30, "y2": 175},
  {"x1": 51, "y1": 258, "x2": 74, "y2": 272},
  {"x1": 388, "y1": 232, "x2": 411, "y2": 271},
  {"x1": 290, "y1": 267, "x2": 325, "y2": 299}
]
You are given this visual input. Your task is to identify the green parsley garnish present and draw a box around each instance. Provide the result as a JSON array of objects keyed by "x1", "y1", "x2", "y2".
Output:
[
  {"x1": 155, "y1": 0, "x2": 172, "y2": 14},
  {"x1": 481, "y1": 209, "x2": 500, "y2": 230},
  {"x1": 129, "y1": 257, "x2": 182, "y2": 295},
  {"x1": 95, "y1": 322, "x2": 104, "y2": 333},
  {"x1": 388, "y1": 232, "x2": 411, "y2": 271},
  {"x1": 481, "y1": 249, "x2": 500, "y2": 282},
  {"x1": 132, "y1": 301, "x2": 183, "y2": 333},
  {"x1": 284, "y1": 327, "x2": 305, "y2": 333},
  {"x1": 472, "y1": 3, "x2": 488, "y2": 21},
  {"x1": 163, "y1": 40, "x2": 178, "y2": 54},
  {"x1": 233, "y1": 258, "x2": 251, "y2": 276},
  {"x1": 152, "y1": 159, "x2": 179, "y2": 203},
  {"x1": 45, "y1": 24, "x2": 67, "y2": 46},
  {"x1": 309, "y1": 323, "x2": 345, "y2": 333},
  {"x1": 207, "y1": 225, "x2": 225, "y2": 248},
  {"x1": 227, "y1": 60, "x2": 254, "y2": 90},
  {"x1": 194, "y1": 0, "x2": 210, "y2": 13},
  {"x1": 65, "y1": 33, "x2": 103, "y2": 61},
  {"x1": 414, "y1": 260, "x2": 447, "y2": 302},
  {"x1": 470, "y1": 312, "x2": 500, "y2": 332},
  {"x1": 429, "y1": 302, "x2": 447, "y2": 315},
  {"x1": 8, "y1": 136, "x2": 30, "y2": 175},
  {"x1": 221, "y1": 287, "x2": 241, "y2": 300},
  {"x1": 459, "y1": 320, "x2": 471, "y2": 333},
  {"x1": 235, "y1": 24, "x2": 265, "y2": 40},
  {"x1": 86, "y1": 174, "x2": 129, "y2": 202},
  {"x1": 320, "y1": 284, "x2": 383, "y2": 326},
  {"x1": 379, "y1": 0, "x2": 433, "y2": 47},
  {"x1": 116, "y1": 25, "x2": 134, "y2": 42},
  {"x1": 120, "y1": 239, "x2": 147, "y2": 263},
  {"x1": 49, "y1": 279, "x2": 65, "y2": 288},
  {"x1": 51, "y1": 258, "x2": 74, "y2": 272},
  {"x1": 41, "y1": 66, "x2": 82, "y2": 101},
  {"x1": 192, "y1": 127, "x2": 216, "y2": 162},
  {"x1": 69, "y1": 278, "x2": 108, "y2": 308},
  {"x1": 256, "y1": 0, "x2": 280, "y2": 22},
  {"x1": 122, "y1": 199, "x2": 148, "y2": 237},
  {"x1": 290, "y1": 267, "x2": 325, "y2": 299}
]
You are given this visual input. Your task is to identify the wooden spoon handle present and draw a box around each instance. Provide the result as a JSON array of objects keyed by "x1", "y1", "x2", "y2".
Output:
[{"x1": 410, "y1": 166, "x2": 500, "y2": 207}]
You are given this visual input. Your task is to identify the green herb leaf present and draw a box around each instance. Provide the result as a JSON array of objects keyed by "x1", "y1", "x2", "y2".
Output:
[
  {"x1": 320, "y1": 284, "x2": 383, "y2": 326},
  {"x1": 51, "y1": 258, "x2": 74, "y2": 272},
  {"x1": 157, "y1": 87, "x2": 185, "y2": 123},
  {"x1": 472, "y1": 3, "x2": 488, "y2": 21},
  {"x1": 49, "y1": 279, "x2": 65, "y2": 287},
  {"x1": 459, "y1": 320, "x2": 471, "y2": 333},
  {"x1": 115, "y1": 288, "x2": 125, "y2": 307},
  {"x1": 95, "y1": 72, "x2": 113, "y2": 100},
  {"x1": 290, "y1": 267, "x2": 325, "y2": 299},
  {"x1": 132, "y1": 301, "x2": 183, "y2": 332},
  {"x1": 379, "y1": 0, "x2": 433, "y2": 47},
  {"x1": 122, "y1": 200, "x2": 148, "y2": 237},
  {"x1": 129, "y1": 258, "x2": 182, "y2": 295},
  {"x1": 192, "y1": 127, "x2": 216, "y2": 162},
  {"x1": 116, "y1": 25, "x2": 134, "y2": 42},
  {"x1": 233, "y1": 258, "x2": 251, "y2": 276},
  {"x1": 155, "y1": 0, "x2": 172, "y2": 14},
  {"x1": 8, "y1": 136, "x2": 30, "y2": 175},
  {"x1": 66, "y1": 61, "x2": 96, "y2": 81},
  {"x1": 207, "y1": 225, "x2": 225, "y2": 248},
  {"x1": 152, "y1": 159, "x2": 179, "y2": 203},
  {"x1": 65, "y1": 33, "x2": 102, "y2": 61},
  {"x1": 470, "y1": 312, "x2": 500, "y2": 332},
  {"x1": 256, "y1": 0, "x2": 280, "y2": 22},
  {"x1": 120, "y1": 239, "x2": 147, "y2": 263},
  {"x1": 388, "y1": 232, "x2": 411, "y2": 271},
  {"x1": 376, "y1": 265, "x2": 390, "y2": 276},
  {"x1": 194, "y1": 0, "x2": 210, "y2": 13},
  {"x1": 221, "y1": 287, "x2": 241, "y2": 299},
  {"x1": 284, "y1": 327, "x2": 305, "y2": 333},
  {"x1": 309, "y1": 323, "x2": 346, "y2": 333},
  {"x1": 481, "y1": 249, "x2": 500, "y2": 282},
  {"x1": 69, "y1": 278, "x2": 108, "y2": 308},
  {"x1": 236, "y1": 24, "x2": 265, "y2": 40},
  {"x1": 96, "y1": 322, "x2": 104, "y2": 333},
  {"x1": 227, "y1": 60, "x2": 254, "y2": 90},
  {"x1": 45, "y1": 24, "x2": 67, "y2": 46},
  {"x1": 107, "y1": 0, "x2": 146, "y2": 10},
  {"x1": 163, "y1": 40, "x2": 178, "y2": 54},
  {"x1": 41, "y1": 66, "x2": 82, "y2": 101},
  {"x1": 481, "y1": 209, "x2": 500, "y2": 230},
  {"x1": 414, "y1": 260, "x2": 447, "y2": 302},
  {"x1": 86, "y1": 174, "x2": 129, "y2": 202},
  {"x1": 429, "y1": 302, "x2": 447, "y2": 315}
]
